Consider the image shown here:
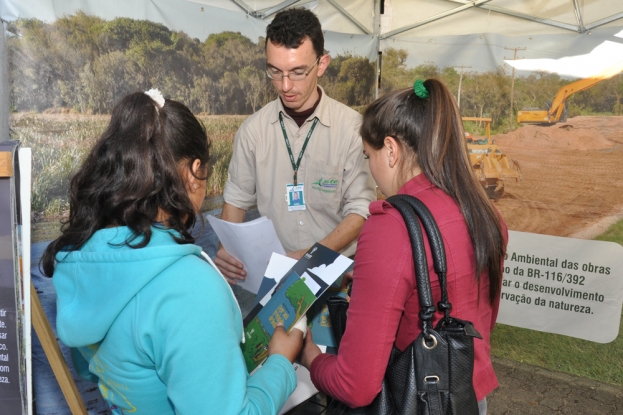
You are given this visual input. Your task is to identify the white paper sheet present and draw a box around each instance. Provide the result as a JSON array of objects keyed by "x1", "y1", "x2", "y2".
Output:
[
  {"x1": 264, "y1": 253, "x2": 297, "y2": 281},
  {"x1": 258, "y1": 253, "x2": 297, "y2": 306},
  {"x1": 206, "y1": 215, "x2": 285, "y2": 294}
]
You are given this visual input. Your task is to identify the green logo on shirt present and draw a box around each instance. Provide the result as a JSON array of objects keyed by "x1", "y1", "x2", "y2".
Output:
[{"x1": 312, "y1": 178, "x2": 338, "y2": 193}]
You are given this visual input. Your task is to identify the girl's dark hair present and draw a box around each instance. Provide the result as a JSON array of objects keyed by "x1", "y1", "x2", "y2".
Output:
[
  {"x1": 41, "y1": 92, "x2": 210, "y2": 277},
  {"x1": 361, "y1": 79, "x2": 505, "y2": 304}
]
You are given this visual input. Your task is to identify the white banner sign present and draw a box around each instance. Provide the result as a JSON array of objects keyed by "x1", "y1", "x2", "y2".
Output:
[{"x1": 497, "y1": 230, "x2": 623, "y2": 343}]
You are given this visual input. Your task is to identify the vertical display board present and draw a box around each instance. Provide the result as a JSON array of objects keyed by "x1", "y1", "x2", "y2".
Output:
[{"x1": 0, "y1": 140, "x2": 30, "y2": 414}]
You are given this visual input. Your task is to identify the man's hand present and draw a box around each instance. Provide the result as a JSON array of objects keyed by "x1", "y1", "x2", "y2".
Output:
[
  {"x1": 215, "y1": 202, "x2": 248, "y2": 284},
  {"x1": 299, "y1": 329, "x2": 322, "y2": 370},
  {"x1": 214, "y1": 246, "x2": 246, "y2": 284}
]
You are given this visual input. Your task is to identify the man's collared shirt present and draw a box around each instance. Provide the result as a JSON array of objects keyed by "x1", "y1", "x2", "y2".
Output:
[{"x1": 223, "y1": 86, "x2": 375, "y2": 256}]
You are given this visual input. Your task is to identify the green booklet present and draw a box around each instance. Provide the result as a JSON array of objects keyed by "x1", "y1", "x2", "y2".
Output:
[{"x1": 241, "y1": 243, "x2": 353, "y2": 373}]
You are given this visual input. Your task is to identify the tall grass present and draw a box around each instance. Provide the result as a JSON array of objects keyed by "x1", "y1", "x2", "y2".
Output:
[
  {"x1": 197, "y1": 115, "x2": 244, "y2": 196},
  {"x1": 594, "y1": 218, "x2": 623, "y2": 245},
  {"x1": 491, "y1": 316, "x2": 623, "y2": 386},
  {"x1": 10, "y1": 113, "x2": 244, "y2": 220},
  {"x1": 11, "y1": 114, "x2": 107, "y2": 217}
]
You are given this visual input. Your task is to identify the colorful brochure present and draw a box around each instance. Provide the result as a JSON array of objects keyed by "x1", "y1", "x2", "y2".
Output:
[
  {"x1": 241, "y1": 243, "x2": 353, "y2": 373},
  {"x1": 307, "y1": 287, "x2": 348, "y2": 350}
]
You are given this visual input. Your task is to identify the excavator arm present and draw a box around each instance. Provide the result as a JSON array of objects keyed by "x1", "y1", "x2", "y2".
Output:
[{"x1": 518, "y1": 59, "x2": 623, "y2": 124}]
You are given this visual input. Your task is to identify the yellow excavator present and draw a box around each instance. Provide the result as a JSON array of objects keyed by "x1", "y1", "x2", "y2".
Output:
[
  {"x1": 517, "y1": 59, "x2": 623, "y2": 124},
  {"x1": 463, "y1": 117, "x2": 522, "y2": 200}
]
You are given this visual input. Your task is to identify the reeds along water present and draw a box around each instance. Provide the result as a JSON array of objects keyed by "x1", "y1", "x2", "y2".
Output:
[{"x1": 10, "y1": 113, "x2": 245, "y2": 220}]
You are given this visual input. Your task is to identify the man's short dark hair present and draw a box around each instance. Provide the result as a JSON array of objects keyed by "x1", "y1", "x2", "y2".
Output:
[{"x1": 266, "y1": 8, "x2": 324, "y2": 58}]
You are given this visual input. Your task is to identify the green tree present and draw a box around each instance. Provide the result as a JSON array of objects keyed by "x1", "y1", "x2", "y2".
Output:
[
  {"x1": 380, "y1": 48, "x2": 411, "y2": 94},
  {"x1": 189, "y1": 75, "x2": 213, "y2": 114},
  {"x1": 202, "y1": 31, "x2": 264, "y2": 80},
  {"x1": 411, "y1": 62, "x2": 440, "y2": 80},
  {"x1": 319, "y1": 53, "x2": 375, "y2": 107},
  {"x1": 99, "y1": 18, "x2": 172, "y2": 53},
  {"x1": 78, "y1": 51, "x2": 134, "y2": 113},
  {"x1": 7, "y1": 17, "x2": 90, "y2": 111},
  {"x1": 239, "y1": 66, "x2": 266, "y2": 113},
  {"x1": 335, "y1": 56, "x2": 375, "y2": 106}
]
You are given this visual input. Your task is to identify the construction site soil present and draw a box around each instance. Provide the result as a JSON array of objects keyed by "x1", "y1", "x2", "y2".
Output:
[{"x1": 487, "y1": 116, "x2": 623, "y2": 239}]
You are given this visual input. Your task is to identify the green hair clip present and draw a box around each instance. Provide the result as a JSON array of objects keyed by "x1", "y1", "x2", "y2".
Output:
[{"x1": 413, "y1": 80, "x2": 429, "y2": 99}]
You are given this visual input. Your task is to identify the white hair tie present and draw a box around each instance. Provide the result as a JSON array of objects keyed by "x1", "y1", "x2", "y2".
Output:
[{"x1": 145, "y1": 88, "x2": 165, "y2": 109}]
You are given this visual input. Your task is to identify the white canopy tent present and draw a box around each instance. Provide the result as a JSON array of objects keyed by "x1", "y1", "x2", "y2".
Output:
[
  {"x1": 193, "y1": 0, "x2": 623, "y2": 36},
  {"x1": 4, "y1": 0, "x2": 623, "y2": 78},
  {"x1": 187, "y1": 0, "x2": 623, "y2": 78}
]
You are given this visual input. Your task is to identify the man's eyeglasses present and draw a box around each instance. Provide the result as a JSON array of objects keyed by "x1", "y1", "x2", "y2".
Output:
[{"x1": 265, "y1": 57, "x2": 320, "y2": 81}]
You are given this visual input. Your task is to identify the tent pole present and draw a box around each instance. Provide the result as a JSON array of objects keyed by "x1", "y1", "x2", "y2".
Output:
[
  {"x1": 374, "y1": 0, "x2": 382, "y2": 100},
  {"x1": 572, "y1": 0, "x2": 586, "y2": 33},
  {"x1": 445, "y1": 1, "x2": 578, "y2": 33},
  {"x1": 229, "y1": 0, "x2": 253, "y2": 15},
  {"x1": 586, "y1": 12, "x2": 623, "y2": 30},
  {"x1": 380, "y1": 0, "x2": 491, "y2": 39},
  {"x1": 254, "y1": 0, "x2": 302, "y2": 19},
  {"x1": 327, "y1": 0, "x2": 371, "y2": 34},
  {"x1": 0, "y1": 17, "x2": 9, "y2": 136}
]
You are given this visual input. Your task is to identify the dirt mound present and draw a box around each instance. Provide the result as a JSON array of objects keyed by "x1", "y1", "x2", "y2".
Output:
[
  {"x1": 489, "y1": 115, "x2": 623, "y2": 238},
  {"x1": 567, "y1": 116, "x2": 623, "y2": 144},
  {"x1": 495, "y1": 118, "x2": 617, "y2": 150}
]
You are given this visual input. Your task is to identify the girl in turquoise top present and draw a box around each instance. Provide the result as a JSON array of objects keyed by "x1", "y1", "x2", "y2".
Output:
[{"x1": 42, "y1": 90, "x2": 304, "y2": 414}]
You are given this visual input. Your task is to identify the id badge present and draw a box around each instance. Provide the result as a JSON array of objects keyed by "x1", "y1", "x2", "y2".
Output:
[{"x1": 286, "y1": 184, "x2": 306, "y2": 211}]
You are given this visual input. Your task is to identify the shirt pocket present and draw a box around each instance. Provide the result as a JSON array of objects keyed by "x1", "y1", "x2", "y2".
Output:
[{"x1": 306, "y1": 161, "x2": 343, "y2": 213}]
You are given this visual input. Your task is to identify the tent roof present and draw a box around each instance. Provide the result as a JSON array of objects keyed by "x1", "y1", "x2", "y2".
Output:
[
  {"x1": 4, "y1": 0, "x2": 622, "y2": 77},
  {"x1": 191, "y1": 0, "x2": 623, "y2": 37}
]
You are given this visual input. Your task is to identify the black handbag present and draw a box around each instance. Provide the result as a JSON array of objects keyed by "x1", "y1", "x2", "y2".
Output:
[{"x1": 325, "y1": 194, "x2": 483, "y2": 415}]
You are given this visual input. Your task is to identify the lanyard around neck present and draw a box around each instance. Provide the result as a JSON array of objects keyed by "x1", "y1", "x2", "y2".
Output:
[{"x1": 279, "y1": 112, "x2": 319, "y2": 186}]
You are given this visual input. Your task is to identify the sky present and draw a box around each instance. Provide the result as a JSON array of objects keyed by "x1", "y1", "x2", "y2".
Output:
[{"x1": 504, "y1": 29, "x2": 623, "y2": 79}]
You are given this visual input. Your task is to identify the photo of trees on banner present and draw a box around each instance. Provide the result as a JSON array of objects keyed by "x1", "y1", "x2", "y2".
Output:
[{"x1": 7, "y1": 11, "x2": 623, "y2": 232}]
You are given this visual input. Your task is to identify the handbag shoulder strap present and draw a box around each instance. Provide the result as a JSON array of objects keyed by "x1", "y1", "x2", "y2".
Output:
[
  {"x1": 392, "y1": 194, "x2": 453, "y2": 320},
  {"x1": 386, "y1": 195, "x2": 453, "y2": 332}
]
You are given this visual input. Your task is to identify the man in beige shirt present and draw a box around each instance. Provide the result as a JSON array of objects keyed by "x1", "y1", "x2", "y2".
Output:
[{"x1": 215, "y1": 8, "x2": 375, "y2": 284}]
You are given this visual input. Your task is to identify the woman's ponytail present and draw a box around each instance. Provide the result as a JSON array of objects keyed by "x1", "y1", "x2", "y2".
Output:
[{"x1": 360, "y1": 80, "x2": 506, "y2": 304}]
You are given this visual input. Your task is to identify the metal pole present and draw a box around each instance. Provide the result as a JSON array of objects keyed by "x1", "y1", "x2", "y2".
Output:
[
  {"x1": 0, "y1": 27, "x2": 9, "y2": 138},
  {"x1": 374, "y1": 0, "x2": 382, "y2": 99},
  {"x1": 453, "y1": 65, "x2": 471, "y2": 109},
  {"x1": 504, "y1": 47, "x2": 526, "y2": 127}
]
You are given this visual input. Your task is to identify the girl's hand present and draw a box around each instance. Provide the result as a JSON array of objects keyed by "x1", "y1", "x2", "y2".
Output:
[
  {"x1": 299, "y1": 329, "x2": 322, "y2": 370},
  {"x1": 268, "y1": 320, "x2": 305, "y2": 363}
]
